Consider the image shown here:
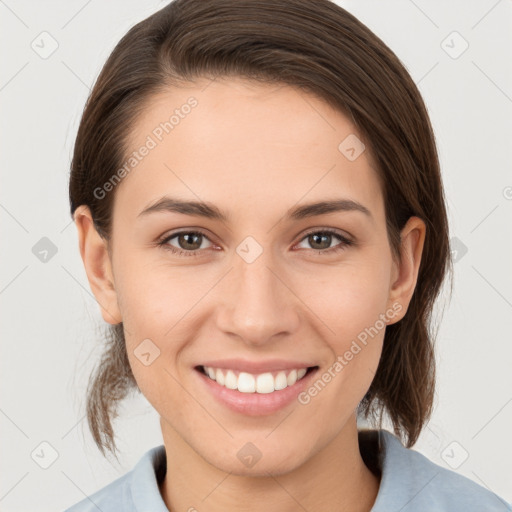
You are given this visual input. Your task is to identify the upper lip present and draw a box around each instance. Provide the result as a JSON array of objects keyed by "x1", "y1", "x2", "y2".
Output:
[{"x1": 196, "y1": 358, "x2": 317, "y2": 374}]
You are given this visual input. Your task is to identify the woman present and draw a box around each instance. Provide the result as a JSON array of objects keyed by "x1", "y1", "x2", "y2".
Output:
[{"x1": 65, "y1": 0, "x2": 511, "y2": 510}]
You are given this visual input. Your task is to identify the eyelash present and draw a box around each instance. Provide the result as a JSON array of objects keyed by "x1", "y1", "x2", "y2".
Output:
[{"x1": 156, "y1": 228, "x2": 354, "y2": 258}]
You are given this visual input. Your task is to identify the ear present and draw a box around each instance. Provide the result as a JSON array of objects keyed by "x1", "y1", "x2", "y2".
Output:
[
  {"x1": 74, "y1": 205, "x2": 122, "y2": 324},
  {"x1": 386, "y1": 216, "x2": 426, "y2": 324}
]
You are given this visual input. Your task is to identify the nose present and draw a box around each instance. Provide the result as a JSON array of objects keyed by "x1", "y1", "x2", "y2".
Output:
[{"x1": 215, "y1": 249, "x2": 300, "y2": 347}]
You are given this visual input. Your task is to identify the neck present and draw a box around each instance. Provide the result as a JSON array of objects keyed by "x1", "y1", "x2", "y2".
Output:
[{"x1": 159, "y1": 416, "x2": 380, "y2": 512}]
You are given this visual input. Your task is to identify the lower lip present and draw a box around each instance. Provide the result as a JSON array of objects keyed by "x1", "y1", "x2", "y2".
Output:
[{"x1": 194, "y1": 366, "x2": 319, "y2": 416}]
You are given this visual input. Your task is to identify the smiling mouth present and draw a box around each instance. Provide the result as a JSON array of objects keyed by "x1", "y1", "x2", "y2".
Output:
[{"x1": 195, "y1": 365, "x2": 318, "y2": 394}]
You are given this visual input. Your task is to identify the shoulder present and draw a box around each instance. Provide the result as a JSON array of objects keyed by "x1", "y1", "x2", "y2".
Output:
[
  {"x1": 63, "y1": 445, "x2": 167, "y2": 512},
  {"x1": 370, "y1": 429, "x2": 511, "y2": 512},
  {"x1": 63, "y1": 472, "x2": 131, "y2": 512}
]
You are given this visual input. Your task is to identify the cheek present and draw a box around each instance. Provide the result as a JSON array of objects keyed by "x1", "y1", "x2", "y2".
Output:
[
  {"x1": 299, "y1": 258, "x2": 392, "y2": 344},
  {"x1": 110, "y1": 258, "x2": 184, "y2": 391},
  {"x1": 113, "y1": 254, "x2": 196, "y2": 339},
  {"x1": 295, "y1": 258, "x2": 391, "y2": 395}
]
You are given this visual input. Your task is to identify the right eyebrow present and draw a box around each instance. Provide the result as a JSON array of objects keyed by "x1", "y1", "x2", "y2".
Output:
[{"x1": 137, "y1": 197, "x2": 229, "y2": 222}]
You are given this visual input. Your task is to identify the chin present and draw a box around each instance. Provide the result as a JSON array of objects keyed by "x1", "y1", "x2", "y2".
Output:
[{"x1": 205, "y1": 443, "x2": 307, "y2": 478}]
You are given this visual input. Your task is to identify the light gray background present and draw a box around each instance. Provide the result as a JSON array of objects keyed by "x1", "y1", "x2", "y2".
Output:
[{"x1": 1, "y1": 1, "x2": 511, "y2": 510}]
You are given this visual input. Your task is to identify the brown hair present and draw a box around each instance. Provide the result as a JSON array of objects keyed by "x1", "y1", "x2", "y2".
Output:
[{"x1": 69, "y1": 0, "x2": 452, "y2": 458}]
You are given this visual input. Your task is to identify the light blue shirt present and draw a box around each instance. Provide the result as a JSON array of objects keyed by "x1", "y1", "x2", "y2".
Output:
[{"x1": 64, "y1": 429, "x2": 511, "y2": 511}]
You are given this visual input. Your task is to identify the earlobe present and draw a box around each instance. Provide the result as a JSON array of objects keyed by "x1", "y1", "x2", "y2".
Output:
[
  {"x1": 73, "y1": 206, "x2": 122, "y2": 324},
  {"x1": 386, "y1": 216, "x2": 426, "y2": 324}
]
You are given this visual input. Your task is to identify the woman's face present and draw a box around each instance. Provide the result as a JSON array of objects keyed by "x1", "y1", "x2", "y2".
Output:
[{"x1": 80, "y1": 77, "x2": 423, "y2": 475}]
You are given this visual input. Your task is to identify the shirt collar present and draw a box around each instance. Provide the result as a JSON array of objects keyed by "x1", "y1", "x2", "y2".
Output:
[{"x1": 129, "y1": 443, "x2": 168, "y2": 511}]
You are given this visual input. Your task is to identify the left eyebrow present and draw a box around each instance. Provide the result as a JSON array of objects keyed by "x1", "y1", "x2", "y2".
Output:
[
  {"x1": 287, "y1": 199, "x2": 372, "y2": 220},
  {"x1": 137, "y1": 196, "x2": 372, "y2": 222}
]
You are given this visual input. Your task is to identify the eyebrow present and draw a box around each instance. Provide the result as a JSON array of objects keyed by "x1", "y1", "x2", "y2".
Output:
[{"x1": 137, "y1": 196, "x2": 372, "y2": 222}]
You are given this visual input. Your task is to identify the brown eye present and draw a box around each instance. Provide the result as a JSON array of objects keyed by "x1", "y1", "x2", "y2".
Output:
[
  {"x1": 158, "y1": 231, "x2": 213, "y2": 257},
  {"x1": 174, "y1": 232, "x2": 204, "y2": 251},
  {"x1": 295, "y1": 229, "x2": 353, "y2": 254},
  {"x1": 307, "y1": 232, "x2": 335, "y2": 250}
]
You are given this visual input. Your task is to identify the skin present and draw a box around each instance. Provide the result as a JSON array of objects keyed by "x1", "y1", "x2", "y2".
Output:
[{"x1": 74, "y1": 77, "x2": 425, "y2": 512}]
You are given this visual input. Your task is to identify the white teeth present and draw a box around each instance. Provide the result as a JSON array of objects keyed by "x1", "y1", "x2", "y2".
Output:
[
  {"x1": 274, "y1": 371, "x2": 288, "y2": 391},
  {"x1": 202, "y1": 366, "x2": 311, "y2": 393},
  {"x1": 224, "y1": 370, "x2": 238, "y2": 389},
  {"x1": 238, "y1": 372, "x2": 255, "y2": 393},
  {"x1": 287, "y1": 369, "x2": 298, "y2": 387},
  {"x1": 256, "y1": 373, "x2": 274, "y2": 394}
]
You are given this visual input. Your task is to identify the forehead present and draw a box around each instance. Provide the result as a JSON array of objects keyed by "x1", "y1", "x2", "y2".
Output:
[{"x1": 115, "y1": 77, "x2": 384, "y2": 223}]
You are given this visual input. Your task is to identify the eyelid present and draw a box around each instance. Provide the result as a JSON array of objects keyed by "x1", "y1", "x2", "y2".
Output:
[
  {"x1": 157, "y1": 226, "x2": 355, "y2": 257},
  {"x1": 299, "y1": 226, "x2": 354, "y2": 244},
  {"x1": 156, "y1": 229, "x2": 216, "y2": 250},
  {"x1": 157, "y1": 226, "x2": 353, "y2": 245}
]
